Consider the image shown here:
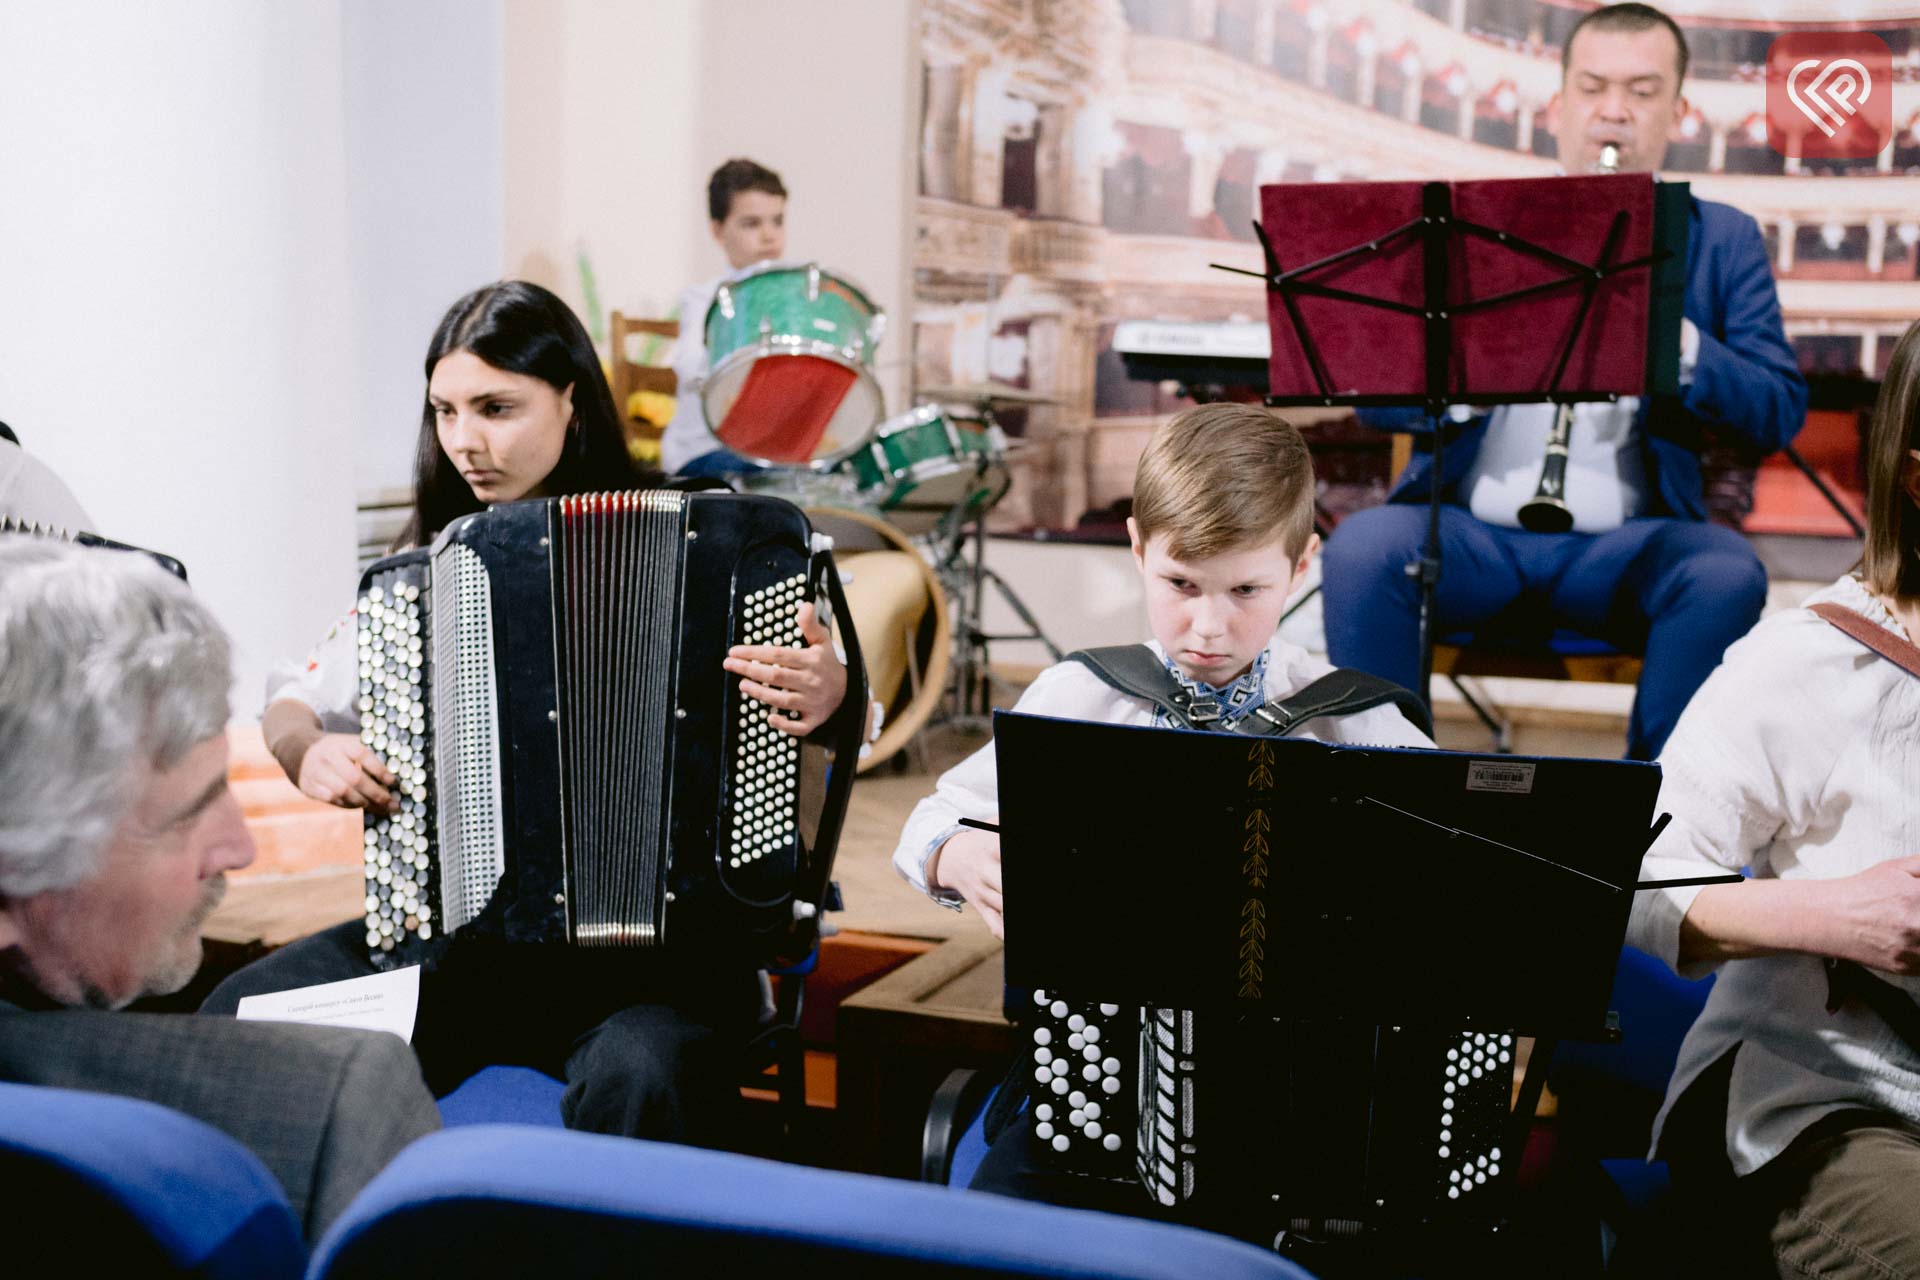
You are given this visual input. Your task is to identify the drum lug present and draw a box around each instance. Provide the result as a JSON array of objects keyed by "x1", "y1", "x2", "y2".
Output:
[
  {"x1": 715, "y1": 285, "x2": 735, "y2": 320},
  {"x1": 806, "y1": 262, "x2": 821, "y2": 301}
]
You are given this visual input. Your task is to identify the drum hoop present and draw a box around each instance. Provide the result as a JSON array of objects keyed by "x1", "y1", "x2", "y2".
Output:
[
  {"x1": 700, "y1": 342, "x2": 886, "y2": 471},
  {"x1": 708, "y1": 259, "x2": 882, "y2": 319},
  {"x1": 875, "y1": 403, "x2": 951, "y2": 439}
]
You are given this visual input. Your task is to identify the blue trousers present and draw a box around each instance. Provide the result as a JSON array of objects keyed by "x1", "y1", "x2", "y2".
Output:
[{"x1": 1320, "y1": 503, "x2": 1767, "y2": 760}]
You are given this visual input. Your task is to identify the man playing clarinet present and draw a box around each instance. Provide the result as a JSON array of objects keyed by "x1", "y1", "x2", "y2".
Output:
[{"x1": 1321, "y1": 2, "x2": 1806, "y2": 761}]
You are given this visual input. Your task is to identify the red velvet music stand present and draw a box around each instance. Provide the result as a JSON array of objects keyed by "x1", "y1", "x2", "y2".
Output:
[{"x1": 1218, "y1": 174, "x2": 1683, "y2": 698}]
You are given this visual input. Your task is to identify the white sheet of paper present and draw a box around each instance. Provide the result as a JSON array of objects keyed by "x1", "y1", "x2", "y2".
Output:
[{"x1": 234, "y1": 965, "x2": 421, "y2": 1043}]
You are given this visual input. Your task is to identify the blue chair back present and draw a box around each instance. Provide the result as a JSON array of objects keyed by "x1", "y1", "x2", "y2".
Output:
[
  {"x1": 1554, "y1": 945, "x2": 1715, "y2": 1101},
  {"x1": 310, "y1": 1125, "x2": 1314, "y2": 1279},
  {"x1": 0, "y1": 1081, "x2": 306, "y2": 1279},
  {"x1": 436, "y1": 1064, "x2": 567, "y2": 1127}
]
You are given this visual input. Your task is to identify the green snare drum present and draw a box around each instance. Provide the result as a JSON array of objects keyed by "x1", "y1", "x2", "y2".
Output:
[
  {"x1": 843, "y1": 405, "x2": 1011, "y2": 534},
  {"x1": 701, "y1": 261, "x2": 886, "y2": 468}
]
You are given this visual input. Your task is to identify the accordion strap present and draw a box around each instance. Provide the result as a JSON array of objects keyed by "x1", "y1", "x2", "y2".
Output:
[
  {"x1": 1807, "y1": 599, "x2": 1920, "y2": 1059},
  {"x1": 1808, "y1": 601, "x2": 1920, "y2": 679},
  {"x1": 1065, "y1": 645, "x2": 1431, "y2": 739}
]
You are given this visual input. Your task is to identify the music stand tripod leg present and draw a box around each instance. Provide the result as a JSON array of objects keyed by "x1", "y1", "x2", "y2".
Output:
[{"x1": 1410, "y1": 411, "x2": 1446, "y2": 708}]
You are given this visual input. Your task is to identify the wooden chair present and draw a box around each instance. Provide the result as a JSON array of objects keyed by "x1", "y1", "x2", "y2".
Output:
[{"x1": 607, "y1": 312, "x2": 680, "y2": 462}]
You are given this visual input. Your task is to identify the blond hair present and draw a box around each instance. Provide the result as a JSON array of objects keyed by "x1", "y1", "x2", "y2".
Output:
[
  {"x1": 1131, "y1": 403, "x2": 1315, "y2": 561},
  {"x1": 1862, "y1": 319, "x2": 1920, "y2": 601}
]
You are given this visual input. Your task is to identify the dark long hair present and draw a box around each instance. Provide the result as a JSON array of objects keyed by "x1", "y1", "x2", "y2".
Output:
[
  {"x1": 1862, "y1": 319, "x2": 1920, "y2": 602},
  {"x1": 399, "y1": 281, "x2": 657, "y2": 548}
]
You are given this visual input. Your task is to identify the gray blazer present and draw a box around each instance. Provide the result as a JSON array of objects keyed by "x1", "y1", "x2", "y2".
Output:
[{"x1": 0, "y1": 999, "x2": 440, "y2": 1238}]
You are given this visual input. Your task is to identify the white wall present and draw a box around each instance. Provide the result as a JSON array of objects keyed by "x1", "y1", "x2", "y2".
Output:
[
  {"x1": 0, "y1": 2, "x2": 360, "y2": 717},
  {"x1": 342, "y1": 0, "x2": 507, "y2": 499},
  {"x1": 0, "y1": 2, "x2": 509, "y2": 713},
  {"x1": 504, "y1": 0, "x2": 707, "y2": 327},
  {"x1": 0, "y1": 0, "x2": 914, "y2": 717},
  {"x1": 504, "y1": 0, "x2": 918, "y2": 416}
]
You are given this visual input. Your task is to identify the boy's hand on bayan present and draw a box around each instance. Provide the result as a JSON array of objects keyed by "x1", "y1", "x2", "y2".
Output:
[
  {"x1": 724, "y1": 602, "x2": 847, "y2": 737},
  {"x1": 933, "y1": 828, "x2": 1004, "y2": 940},
  {"x1": 298, "y1": 732, "x2": 398, "y2": 813}
]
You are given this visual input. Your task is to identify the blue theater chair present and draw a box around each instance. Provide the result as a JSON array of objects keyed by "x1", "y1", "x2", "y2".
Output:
[
  {"x1": 1549, "y1": 946, "x2": 1716, "y2": 1274},
  {"x1": 0, "y1": 1080, "x2": 307, "y2": 1279},
  {"x1": 308, "y1": 1125, "x2": 1315, "y2": 1279}
]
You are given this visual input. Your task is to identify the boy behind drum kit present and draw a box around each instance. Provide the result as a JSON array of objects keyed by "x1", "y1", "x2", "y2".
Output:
[
  {"x1": 662, "y1": 158, "x2": 790, "y2": 478},
  {"x1": 890, "y1": 402, "x2": 1435, "y2": 1214}
]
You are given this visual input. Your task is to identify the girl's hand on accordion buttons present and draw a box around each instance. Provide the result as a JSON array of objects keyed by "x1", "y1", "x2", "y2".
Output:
[
  {"x1": 724, "y1": 602, "x2": 847, "y2": 737},
  {"x1": 931, "y1": 829, "x2": 1004, "y2": 939},
  {"x1": 298, "y1": 732, "x2": 399, "y2": 814}
]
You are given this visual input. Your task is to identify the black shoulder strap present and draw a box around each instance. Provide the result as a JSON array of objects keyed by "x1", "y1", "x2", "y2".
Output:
[
  {"x1": 1240, "y1": 668, "x2": 1433, "y2": 740},
  {"x1": 1066, "y1": 646, "x2": 1432, "y2": 739},
  {"x1": 1066, "y1": 645, "x2": 1213, "y2": 724}
]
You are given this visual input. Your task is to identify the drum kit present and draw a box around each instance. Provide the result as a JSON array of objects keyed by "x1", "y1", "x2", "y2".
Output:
[{"x1": 692, "y1": 260, "x2": 1061, "y2": 770}]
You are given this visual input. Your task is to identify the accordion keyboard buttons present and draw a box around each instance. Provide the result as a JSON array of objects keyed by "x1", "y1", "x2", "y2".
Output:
[
  {"x1": 357, "y1": 574, "x2": 439, "y2": 964},
  {"x1": 1437, "y1": 1032, "x2": 1513, "y2": 1203},
  {"x1": 1028, "y1": 990, "x2": 1140, "y2": 1176},
  {"x1": 727, "y1": 573, "x2": 808, "y2": 871}
]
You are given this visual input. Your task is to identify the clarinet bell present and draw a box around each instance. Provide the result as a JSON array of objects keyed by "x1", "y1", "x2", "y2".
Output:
[{"x1": 1517, "y1": 496, "x2": 1575, "y2": 535}]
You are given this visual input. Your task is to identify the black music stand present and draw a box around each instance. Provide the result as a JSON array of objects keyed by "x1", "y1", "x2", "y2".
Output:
[
  {"x1": 991, "y1": 710, "x2": 1732, "y2": 1251},
  {"x1": 1217, "y1": 174, "x2": 1688, "y2": 701}
]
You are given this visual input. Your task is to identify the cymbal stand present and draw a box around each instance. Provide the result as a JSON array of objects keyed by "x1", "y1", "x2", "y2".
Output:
[{"x1": 923, "y1": 406, "x2": 1063, "y2": 728}]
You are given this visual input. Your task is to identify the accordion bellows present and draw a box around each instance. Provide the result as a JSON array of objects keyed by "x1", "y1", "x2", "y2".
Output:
[{"x1": 356, "y1": 490, "x2": 861, "y2": 971}]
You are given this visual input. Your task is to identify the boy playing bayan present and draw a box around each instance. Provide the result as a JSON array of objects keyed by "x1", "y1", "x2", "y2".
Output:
[{"x1": 891, "y1": 403, "x2": 1433, "y2": 1209}]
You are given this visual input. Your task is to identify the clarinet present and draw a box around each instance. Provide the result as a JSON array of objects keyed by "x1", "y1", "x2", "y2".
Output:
[{"x1": 1517, "y1": 142, "x2": 1620, "y2": 535}]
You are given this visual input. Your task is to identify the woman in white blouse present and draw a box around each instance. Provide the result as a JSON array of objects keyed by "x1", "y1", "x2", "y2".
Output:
[{"x1": 1631, "y1": 317, "x2": 1920, "y2": 1279}]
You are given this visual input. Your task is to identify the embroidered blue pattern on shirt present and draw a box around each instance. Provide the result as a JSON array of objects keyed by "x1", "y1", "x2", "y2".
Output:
[{"x1": 1153, "y1": 649, "x2": 1270, "y2": 730}]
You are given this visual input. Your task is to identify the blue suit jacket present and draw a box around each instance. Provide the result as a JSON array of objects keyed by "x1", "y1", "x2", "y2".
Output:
[{"x1": 1379, "y1": 196, "x2": 1807, "y2": 521}]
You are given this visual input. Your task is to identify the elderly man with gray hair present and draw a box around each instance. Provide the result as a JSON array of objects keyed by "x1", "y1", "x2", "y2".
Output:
[{"x1": 0, "y1": 538, "x2": 439, "y2": 1239}]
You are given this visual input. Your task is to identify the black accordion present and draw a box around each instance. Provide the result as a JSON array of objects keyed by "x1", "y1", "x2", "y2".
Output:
[
  {"x1": 0, "y1": 516, "x2": 188, "y2": 580},
  {"x1": 995, "y1": 714, "x2": 1661, "y2": 1247},
  {"x1": 353, "y1": 490, "x2": 864, "y2": 971},
  {"x1": 1025, "y1": 996, "x2": 1516, "y2": 1233}
]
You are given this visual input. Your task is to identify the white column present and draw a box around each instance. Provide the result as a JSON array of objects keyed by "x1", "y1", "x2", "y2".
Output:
[
  {"x1": 1252, "y1": 0, "x2": 1278, "y2": 66},
  {"x1": 969, "y1": 65, "x2": 1012, "y2": 209},
  {"x1": 1357, "y1": 46, "x2": 1378, "y2": 108},
  {"x1": 1187, "y1": 132, "x2": 1228, "y2": 219},
  {"x1": 1458, "y1": 94, "x2": 1475, "y2": 140},
  {"x1": 1869, "y1": 214, "x2": 1888, "y2": 274},
  {"x1": 1778, "y1": 218, "x2": 1797, "y2": 274},
  {"x1": 1448, "y1": 0, "x2": 1467, "y2": 31},
  {"x1": 1516, "y1": 105, "x2": 1535, "y2": 153},
  {"x1": 0, "y1": 2, "x2": 366, "y2": 716},
  {"x1": 1192, "y1": 0, "x2": 1220, "y2": 42},
  {"x1": 1708, "y1": 125, "x2": 1728, "y2": 173},
  {"x1": 1308, "y1": 27, "x2": 1331, "y2": 90},
  {"x1": 1863, "y1": 330, "x2": 1881, "y2": 375}
]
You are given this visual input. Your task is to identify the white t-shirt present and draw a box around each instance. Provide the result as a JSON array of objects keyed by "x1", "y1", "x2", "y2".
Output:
[{"x1": 660, "y1": 275, "x2": 725, "y2": 474}]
